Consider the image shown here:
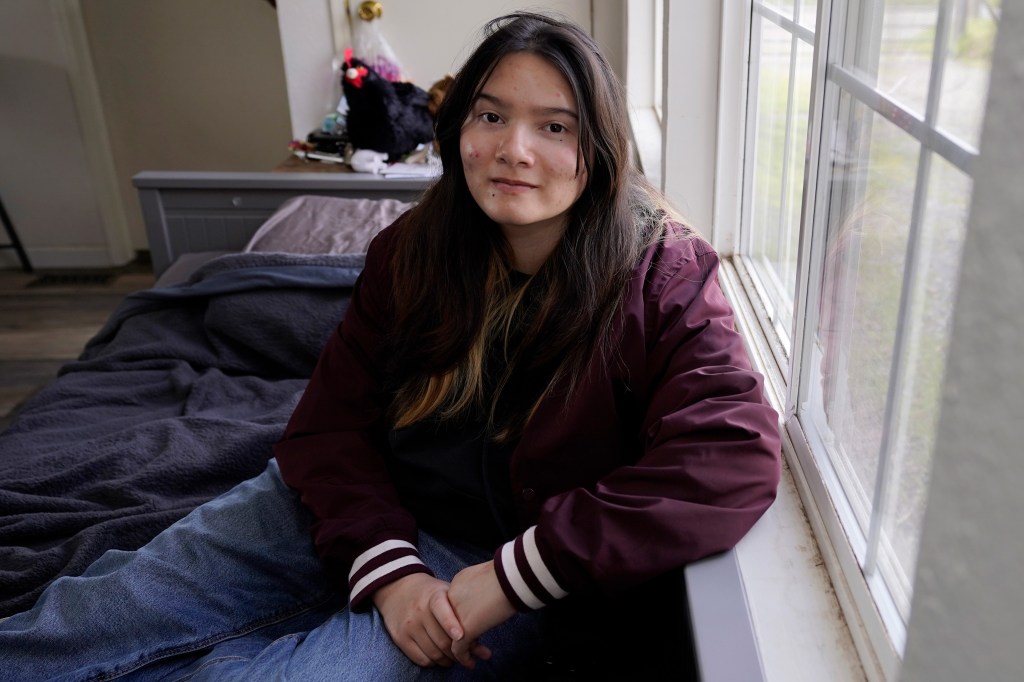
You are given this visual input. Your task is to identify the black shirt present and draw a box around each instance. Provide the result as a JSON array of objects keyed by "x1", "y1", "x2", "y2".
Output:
[
  {"x1": 386, "y1": 272, "x2": 543, "y2": 551},
  {"x1": 388, "y1": 414, "x2": 519, "y2": 550}
]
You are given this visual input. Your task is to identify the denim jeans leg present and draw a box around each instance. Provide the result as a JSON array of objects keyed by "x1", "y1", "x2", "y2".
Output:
[
  {"x1": 0, "y1": 459, "x2": 334, "y2": 682},
  {"x1": 162, "y1": 532, "x2": 550, "y2": 682}
]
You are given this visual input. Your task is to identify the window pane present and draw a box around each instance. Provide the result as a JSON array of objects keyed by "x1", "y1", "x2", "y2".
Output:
[
  {"x1": 847, "y1": 1, "x2": 939, "y2": 118},
  {"x1": 742, "y1": 0, "x2": 1002, "y2": 659},
  {"x1": 813, "y1": 94, "x2": 919, "y2": 535},
  {"x1": 799, "y1": 0, "x2": 818, "y2": 30},
  {"x1": 746, "y1": 20, "x2": 813, "y2": 345},
  {"x1": 749, "y1": 19, "x2": 791, "y2": 319},
  {"x1": 653, "y1": 0, "x2": 663, "y2": 116},
  {"x1": 782, "y1": 38, "x2": 813, "y2": 311},
  {"x1": 937, "y1": 1, "x2": 999, "y2": 147},
  {"x1": 759, "y1": 0, "x2": 796, "y2": 21},
  {"x1": 880, "y1": 153, "x2": 971, "y2": 619}
]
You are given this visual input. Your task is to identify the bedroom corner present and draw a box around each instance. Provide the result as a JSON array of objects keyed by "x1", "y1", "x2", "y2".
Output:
[
  {"x1": 0, "y1": 0, "x2": 290, "y2": 433},
  {"x1": 0, "y1": 0, "x2": 291, "y2": 273}
]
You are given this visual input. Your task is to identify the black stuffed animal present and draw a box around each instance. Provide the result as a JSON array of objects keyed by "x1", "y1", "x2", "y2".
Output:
[{"x1": 342, "y1": 49, "x2": 435, "y2": 159}]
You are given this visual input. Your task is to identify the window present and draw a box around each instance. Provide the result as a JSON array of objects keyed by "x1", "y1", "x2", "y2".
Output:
[
  {"x1": 735, "y1": 0, "x2": 999, "y2": 673},
  {"x1": 742, "y1": 2, "x2": 816, "y2": 350},
  {"x1": 652, "y1": 0, "x2": 664, "y2": 120},
  {"x1": 626, "y1": 0, "x2": 665, "y2": 188}
]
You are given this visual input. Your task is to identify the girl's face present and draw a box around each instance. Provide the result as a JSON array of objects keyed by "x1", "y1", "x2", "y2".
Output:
[{"x1": 460, "y1": 52, "x2": 588, "y2": 246}]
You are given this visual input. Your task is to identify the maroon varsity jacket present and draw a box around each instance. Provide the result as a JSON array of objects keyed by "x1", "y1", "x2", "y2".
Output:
[{"x1": 273, "y1": 220, "x2": 781, "y2": 613}]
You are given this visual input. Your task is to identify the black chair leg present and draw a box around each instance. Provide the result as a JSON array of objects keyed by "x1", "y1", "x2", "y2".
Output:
[{"x1": 0, "y1": 193, "x2": 33, "y2": 273}]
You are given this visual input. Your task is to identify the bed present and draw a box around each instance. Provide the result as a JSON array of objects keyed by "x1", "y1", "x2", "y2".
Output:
[{"x1": 0, "y1": 170, "x2": 763, "y2": 681}]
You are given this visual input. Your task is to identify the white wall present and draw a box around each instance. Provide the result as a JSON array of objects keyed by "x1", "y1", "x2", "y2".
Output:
[
  {"x1": 899, "y1": 2, "x2": 1024, "y2": 679},
  {"x1": 1, "y1": 0, "x2": 609, "y2": 267},
  {"x1": 660, "y1": 1, "x2": 721, "y2": 237},
  {"x1": 0, "y1": 0, "x2": 291, "y2": 269},
  {"x1": 81, "y1": 0, "x2": 291, "y2": 251},
  {"x1": 0, "y1": 1, "x2": 113, "y2": 269},
  {"x1": 277, "y1": 0, "x2": 595, "y2": 141}
]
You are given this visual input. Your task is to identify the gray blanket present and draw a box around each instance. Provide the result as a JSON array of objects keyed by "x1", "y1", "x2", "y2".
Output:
[{"x1": 0, "y1": 252, "x2": 364, "y2": 617}]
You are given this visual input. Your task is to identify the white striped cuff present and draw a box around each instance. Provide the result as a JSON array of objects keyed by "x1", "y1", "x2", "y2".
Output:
[
  {"x1": 493, "y1": 526, "x2": 569, "y2": 611},
  {"x1": 348, "y1": 539, "x2": 430, "y2": 608}
]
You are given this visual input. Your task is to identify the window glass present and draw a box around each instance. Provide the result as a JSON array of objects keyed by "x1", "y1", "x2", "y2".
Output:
[
  {"x1": 937, "y1": 1, "x2": 999, "y2": 147},
  {"x1": 881, "y1": 152, "x2": 971, "y2": 618},
  {"x1": 799, "y1": 0, "x2": 818, "y2": 29},
  {"x1": 762, "y1": 0, "x2": 796, "y2": 20},
  {"x1": 848, "y1": 1, "x2": 939, "y2": 118},
  {"x1": 736, "y1": 0, "x2": 1000, "y2": 665},
  {"x1": 653, "y1": 0, "x2": 664, "y2": 117},
  {"x1": 750, "y1": 19, "x2": 791, "y2": 316},
  {"x1": 782, "y1": 38, "x2": 814, "y2": 307},
  {"x1": 746, "y1": 17, "x2": 814, "y2": 345},
  {"x1": 813, "y1": 95, "x2": 918, "y2": 536}
]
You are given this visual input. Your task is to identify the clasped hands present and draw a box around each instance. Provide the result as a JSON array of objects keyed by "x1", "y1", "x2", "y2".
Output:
[{"x1": 371, "y1": 560, "x2": 517, "y2": 669}]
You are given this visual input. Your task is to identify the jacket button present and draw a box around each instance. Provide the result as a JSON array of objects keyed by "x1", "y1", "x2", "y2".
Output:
[{"x1": 521, "y1": 488, "x2": 536, "y2": 501}]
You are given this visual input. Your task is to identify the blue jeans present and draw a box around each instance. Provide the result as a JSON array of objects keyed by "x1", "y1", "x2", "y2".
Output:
[{"x1": 0, "y1": 460, "x2": 549, "y2": 681}]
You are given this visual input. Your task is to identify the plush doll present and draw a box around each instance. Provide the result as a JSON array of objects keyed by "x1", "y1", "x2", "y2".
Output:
[
  {"x1": 341, "y1": 49, "x2": 434, "y2": 159},
  {"x1": 350, "y1": 149, "x2": 388, "y2": 173},
  {"x1": 426, "y1": 74, "x2": 455, "y2": 117}
]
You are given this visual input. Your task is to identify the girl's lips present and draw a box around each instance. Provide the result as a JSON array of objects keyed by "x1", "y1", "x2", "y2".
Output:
[{"x1": 492, "y1": 178, "x2": 537, "y2": 193}]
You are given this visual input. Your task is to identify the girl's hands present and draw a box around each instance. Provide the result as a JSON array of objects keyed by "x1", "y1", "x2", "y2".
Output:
[
  {"x1": 372, "y1": 573, "x2": 463, "y2": 667},
  {"x1": 446, "y1": 560, "x2": 517, "y2": 668},
  {"x1": 371, "y1": 561, "x2": 515, "y2": 669}
]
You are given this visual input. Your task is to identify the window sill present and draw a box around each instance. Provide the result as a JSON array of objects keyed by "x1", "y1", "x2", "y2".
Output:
[
  {"x1": 631, "y1": 96, "x2": 870, "y2": 681},
  {"x1": 718, "y1": 259, "x2": 869, "y2": 682}
]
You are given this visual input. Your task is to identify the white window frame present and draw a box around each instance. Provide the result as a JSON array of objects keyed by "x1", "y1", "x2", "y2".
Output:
[
  {"x1": 737, "y1": 2, "x2": 816, "y2": 356},
  {"x1": 720, "y1": 1, "x2": 991, "y2": 675},
  {"x1": 714, "y1": 1, "x2": 903, "y2": 673},
  {"x1": 695, "y1": 0, "x2": 993, "y2": 679},
  {"x1": 792, "y1": 0, "x2": 982, "y2": 673},
  {"x1": 712, "y1": 3, "x2": 897, "y2": 678},
  {"x1": 658, "y1": 2, "x2": 874, "y2": 680},
  {"x1": 625, "y1": 0, "x2": 664, "y2": 188}
]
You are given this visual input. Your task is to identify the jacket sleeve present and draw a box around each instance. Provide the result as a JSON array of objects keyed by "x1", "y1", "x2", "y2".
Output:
[
  {"x1": 273, "y1": 224, "x2": 432, "y2": 610},
  {"x1": 493, "y1": 239, "x2": 781, "y2": 611}
]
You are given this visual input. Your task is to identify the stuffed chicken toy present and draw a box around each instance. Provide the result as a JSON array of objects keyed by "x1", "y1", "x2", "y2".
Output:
[{"x1": 341, "y1": 49, "x2": 435, "y2": 159}]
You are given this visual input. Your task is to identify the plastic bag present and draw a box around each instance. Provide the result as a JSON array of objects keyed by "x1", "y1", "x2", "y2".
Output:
[{"x1": 351, "y1": 6, "x2": 403, "y2": 82}]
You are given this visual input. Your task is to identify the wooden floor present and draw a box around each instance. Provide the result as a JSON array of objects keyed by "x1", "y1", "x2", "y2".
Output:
[{"x1": 0, "y1": 264, "x2": 155, "y2": 432}]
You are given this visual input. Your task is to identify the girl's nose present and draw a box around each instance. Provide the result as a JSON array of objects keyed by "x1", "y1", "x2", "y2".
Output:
[{"x1": 496, "y1": 125, "x2": 534, "y2": 166}]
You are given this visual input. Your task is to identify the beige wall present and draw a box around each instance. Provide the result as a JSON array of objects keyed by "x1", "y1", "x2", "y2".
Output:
[
  {"x1": 277, "y1": 0, "x2": 597, "y2": 141},
  {"x1": 356, "y1": 0, "x2": 594, "y2": 84},
  {"x1": 0, "y1": 0, "x2": 290, "y2": 267},
  {"x1": 82, "y1": 0, "x2": 291, "y2": 250},
  {"x1": 0, "y1": 0, "x2": 112, "y2": 269},
  {"x1": 1, "y1": 0, "x2": 614, "y2": 268}
]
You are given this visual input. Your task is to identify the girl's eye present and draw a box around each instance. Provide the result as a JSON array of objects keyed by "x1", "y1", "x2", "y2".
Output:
[
  {"x1": 547, "y1": 123, "x2": 567, "y2": 134},
  {"x1": 482, "y1": 112, "x2": 501, "y2": 124}
]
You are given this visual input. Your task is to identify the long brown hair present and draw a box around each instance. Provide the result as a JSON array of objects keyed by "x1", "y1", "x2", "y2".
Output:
[{"x1": 387, "y1": 12, "x2": 676, "y2": 439}]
